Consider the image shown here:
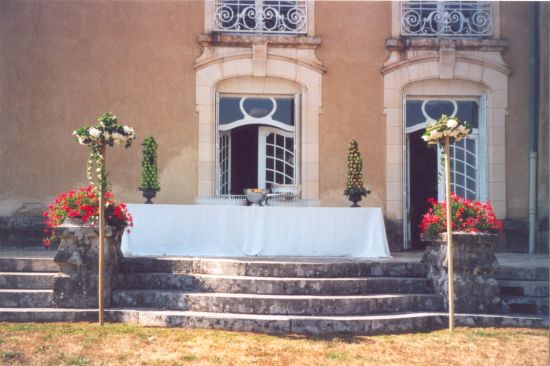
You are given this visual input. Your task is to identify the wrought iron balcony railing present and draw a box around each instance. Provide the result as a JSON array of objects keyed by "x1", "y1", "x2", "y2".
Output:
[
  {"x1": 401, "y1": 1, "x2": 493, "y2": 38},
  {"x1": 213, "y1": 0, "x2": 307, "y2": 35}
]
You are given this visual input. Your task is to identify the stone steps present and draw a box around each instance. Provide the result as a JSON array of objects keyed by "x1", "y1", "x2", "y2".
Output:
[
  {"x1": 501, "y1": 295, "x2": 549, "y2": 315},
  {"x1": 0, "y1": 289, "x2": 53, "y2": 307},
  {"x1": 116, "y1": 273, "x2": 433, "y2": 295},
  {"x1": 0, "y1": 308, "x2": 98, "y2": 322},
  {"x1": 498, "y1": 279, "x2": 549, "y2": 298},
  {"x1": 496, "y1": 266, "x2": 549, "y2": 281},
  {"x1": 0, "y1": 272, "x2": 56, "y2": 289},
  {"x1": 106, "y1": 309, "x2": 548, "y2": 334},
  {"x1": 496, "y1": 265, "x2": 548, "y2": 315},
  {"x1": 120, "y1": 258, "x2": 427, "y2": 278},
  {"x1": 112, "y1": 290, "x2": 443, "y2": 315},
  {"x1": 0, "y1": 257, "x2": 58, "y2": 272},
  {"x1": 0, "y1": 307, "x2": 545, "y2": 334}
]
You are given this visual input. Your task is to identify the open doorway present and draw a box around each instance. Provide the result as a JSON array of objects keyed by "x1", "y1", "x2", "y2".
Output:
[
  {"x1": 230, "y1": 125, "x2": 259, "y2": 194},
  {"x1": 408, "y1": 129, "x2": 438, "y2": 250}
]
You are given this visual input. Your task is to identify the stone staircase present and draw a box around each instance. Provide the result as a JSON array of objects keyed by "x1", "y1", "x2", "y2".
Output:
[
  {"x1": 0, "y1": 256, "x2": 97, "y2": 322},
  {"x1": 497, "y1": 265, "x2": 549, "y2": 315},
  {"x1": 105, "y1": 257, "x2": 547, "y2": 334},
  {"x1": 0, "y1": 255, "x2": 547, "y2": 334},
  {"x1": 108, "y1": 257, "x2": 445, "y2": 333}
]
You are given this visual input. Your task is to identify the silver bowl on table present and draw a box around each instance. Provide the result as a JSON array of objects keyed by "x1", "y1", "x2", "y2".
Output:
[{"x1": 244, "y1": 189, "x2": 268, "y2": 206}]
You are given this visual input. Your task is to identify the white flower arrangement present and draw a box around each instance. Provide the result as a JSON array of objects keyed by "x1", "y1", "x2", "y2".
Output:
[
  {"x1": 422, "y1": 115, "x2": 472, "y2": 146},
  {"x1": 73, "y1": 113, "x2": 135, "y2": 148},
  {"x1": 73, "y1": 112, "x2": 136, "y2": 188}
]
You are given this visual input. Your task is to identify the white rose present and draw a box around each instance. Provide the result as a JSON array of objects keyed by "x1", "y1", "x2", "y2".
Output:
[
  {"x1": 123, "y1": 126, "x2": 133, "y2": 134},
  {"x1": 112, "y1": 132, "x2": 124, "y2": 144},
  {"x1": 89, "y1": 127, "x2": 101, "y2": 139},
  {"x1": 78, "y1": 137, "x2": 86, "y2": 145},
  {"x1": 446, "y1": 119, "x2": 458, "y2": 129}
]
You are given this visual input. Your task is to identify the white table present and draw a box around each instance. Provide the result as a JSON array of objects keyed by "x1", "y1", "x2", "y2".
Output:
[{"x1": 121, "y1": 204, "x2": 391, "y2": 258}]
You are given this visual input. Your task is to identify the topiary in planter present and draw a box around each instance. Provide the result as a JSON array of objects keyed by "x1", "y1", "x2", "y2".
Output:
[
  {"x1": 139, "y1": 136, "x2": 160, "y2": 204},
  {"x1": 343, "y1": 140, "x2": 370, "y2": 207}
]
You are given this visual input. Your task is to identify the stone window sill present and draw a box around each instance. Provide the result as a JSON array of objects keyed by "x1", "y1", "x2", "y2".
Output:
[
  {"x1": 386, "y1": 37, "x2": 508, "y2": 52},
  {"x1": 199, "y1": 33, "x2": 322, "y2": 48}
]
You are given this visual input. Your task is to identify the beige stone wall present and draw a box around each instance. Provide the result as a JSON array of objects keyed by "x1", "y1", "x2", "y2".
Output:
[
  {"x1": 0, "y1": 0, "x2": 203, "y2": 215},
  {"x1": 0, "y1": 0, "x2": 537, "y2": 222},
  {"x1": 500, "y1": 2, "x2": 530, "y2": 219},
  {"x1": 315, "y1": 1, "x2": 390, "y2": 207}
]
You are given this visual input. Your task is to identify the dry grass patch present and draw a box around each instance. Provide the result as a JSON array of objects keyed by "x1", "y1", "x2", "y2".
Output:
[{"x1": 0, "y1": 323, "x2": 547, "y2": 365}]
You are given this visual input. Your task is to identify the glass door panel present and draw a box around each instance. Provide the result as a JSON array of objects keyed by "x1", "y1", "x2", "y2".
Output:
[{"x1": 258, "y1": 127, "x2": 295, "y2": 189}]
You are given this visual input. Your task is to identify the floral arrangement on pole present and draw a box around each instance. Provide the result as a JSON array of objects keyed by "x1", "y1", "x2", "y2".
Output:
[
  {"x1": 139, "y1": 136, "x2": 160, "y2": 203},
  {"x1": 344, "y1": 140, "x2": 370, "y2": 207},
  {"x1": 421, "y1": 115, "x2": 471, "y2": 146},
  {"x1": 42, "y1": 186, "x2": 133, "y2": 247},
  {"x1": 420, "y1": 193, "x2": 503, "y2": 240},
  {"x1": 72, "y1": 113, "x2": 136, "y2": 188}
]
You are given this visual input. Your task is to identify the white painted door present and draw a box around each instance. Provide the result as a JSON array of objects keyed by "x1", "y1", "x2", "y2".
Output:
[{"x1": 258, "y1": 127, "x2": 295, "y2": 190}]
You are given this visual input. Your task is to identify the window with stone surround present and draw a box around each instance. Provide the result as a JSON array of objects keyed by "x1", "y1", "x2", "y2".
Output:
[
  {"x1": 212, "y1": 0, "x2": 307, "y2": 35},
  {"x1": 401, "y1": 1, "x2": 493, "y2": 38}
]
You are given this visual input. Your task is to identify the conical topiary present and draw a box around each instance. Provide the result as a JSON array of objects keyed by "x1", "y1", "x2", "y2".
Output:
[
  {"x1": 344, "y1": 140, "x2": 370, "y2": 197},
  {"x1": 139, "y1": 136, "x2": 160, "y2": 193}
]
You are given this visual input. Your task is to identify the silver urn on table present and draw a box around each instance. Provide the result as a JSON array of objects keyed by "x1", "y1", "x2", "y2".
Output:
[{"x1": 244, "y1": 189, "x2": 268, "y2": 206}]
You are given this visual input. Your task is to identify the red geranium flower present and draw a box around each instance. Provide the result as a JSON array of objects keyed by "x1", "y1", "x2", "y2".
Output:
[{"x1": 42, "y1": 185, "x2": 133, "y2": 248}]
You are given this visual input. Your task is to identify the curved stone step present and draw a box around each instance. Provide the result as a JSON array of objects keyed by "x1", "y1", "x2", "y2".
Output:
[
  {"x1": 0, "y1": 307, "x2": 545, "y2": 334},
  {"x1": 120, "y1": 257, "x2": 427, "y2": 278},
  {"x1": 496, "y1": 266, "x2": 548, "y2": 281},
  {"x1": 501, "y1": 295, "x2": 549, "y2": 315},
  {"x1": 0, "y1": 272, "x2": 56, "y2": 289},
  {"x1": 0, "y1": 258, "x2": 58, "y2": 272},
  {"x1": 105, "y1": 309, "x2": 548, "y2": 335},
  {"x1": 0, "y1": 308, "x2": 98, "y2": 322},
  {"x1": 112, "y1": 290, "x2": 443, "y2": 315},
  {"x1": 116, "y1": 273, "x2": 433, "y2": 295},
  {"x1": 0, "y1": 289, "x2": 53, "y2": 307},
  {"x1": 498, "y1": 280, "x2": 549, "y2": 297}
]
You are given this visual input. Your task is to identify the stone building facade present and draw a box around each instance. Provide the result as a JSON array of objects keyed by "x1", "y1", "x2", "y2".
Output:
[{"x1": 0, "y1": 1, "x2": 548, "y2": 252}]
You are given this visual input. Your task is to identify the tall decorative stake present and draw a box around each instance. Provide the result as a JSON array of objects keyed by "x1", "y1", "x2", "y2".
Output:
[
  {"x1": 422, "y1": 115, "x2": 471, "y2": 333},
  {"x1": 443, "y1": 136, "x2": 455, "y2": 331},
  {"x1": 73, "y1": 113, "x2": 135, "y2": 325}
]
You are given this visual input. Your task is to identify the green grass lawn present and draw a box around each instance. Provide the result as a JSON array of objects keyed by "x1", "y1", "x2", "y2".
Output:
[{"x1": 0, "y1": 323, "x2": 547, "y2": 365}]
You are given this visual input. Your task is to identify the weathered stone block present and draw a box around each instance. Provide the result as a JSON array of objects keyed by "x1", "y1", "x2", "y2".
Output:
[
  {"x1": 53, "y1": 220, "x2": 122, "y2": 308},
  {"x1": 422, "y1": 233, "x2": 501, "y2": 313}
]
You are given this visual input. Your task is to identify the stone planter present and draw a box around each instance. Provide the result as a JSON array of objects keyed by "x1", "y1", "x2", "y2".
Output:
[
  {"x1": 52, "y1": 219, "x2": 123, "y2": 308},
  {"x1": 139, "y1": 188, "x2": 158, "y2": 204},
  {"x1": 348, "y1": 193, "x2": 362, "y2": 207},
  {"x1": 422, "y1": 233, "x2": 501, "y2": 313}
]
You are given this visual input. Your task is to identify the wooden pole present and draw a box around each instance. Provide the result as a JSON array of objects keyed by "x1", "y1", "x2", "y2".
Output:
[
  {"x1": 444, "y1": 136, "x2": 455, "y2": 332},
  {"x1": 98, "y1": 146, "x2": 106, "y2": 326}
]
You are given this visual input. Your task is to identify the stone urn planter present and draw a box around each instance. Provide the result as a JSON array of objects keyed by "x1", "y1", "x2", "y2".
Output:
[
  {"x1": 347, "y1": 193, "x2": 362, "y2": 207},
  {"x1": 52, "y1": 219, "x2": 123, "y2": 308},
  {"x1": 422, "y1": 233, "x2": 501, "y2": 313},
  {"x1": 139, "y1": 187, "x2": 158, "y2": 204}
]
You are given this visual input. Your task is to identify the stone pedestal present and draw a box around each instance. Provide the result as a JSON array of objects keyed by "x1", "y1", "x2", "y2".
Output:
[
  {"x1": 422, "y1": 233, "x2": 501, "y2": 313},
  {"x1": 52, "y1": 220, "x2": 122, "y2": 308}
]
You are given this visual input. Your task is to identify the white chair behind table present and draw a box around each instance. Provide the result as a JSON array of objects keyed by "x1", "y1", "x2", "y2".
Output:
[{"x1": 267, "y1": 184, "x2": 301, "y2": 206}]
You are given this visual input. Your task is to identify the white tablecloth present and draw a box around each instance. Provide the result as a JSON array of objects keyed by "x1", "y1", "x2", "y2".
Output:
[{"x1": 121, "y1": 204, "x2": 390, "y2": 258}]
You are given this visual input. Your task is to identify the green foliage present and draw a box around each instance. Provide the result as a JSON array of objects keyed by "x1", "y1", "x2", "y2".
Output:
[
  {"x1": 344, "y1": 140, "x2": 370, "y2": 197},
  {"x1": 139, "y1": 136, "x2": 160, "y2": 192}
]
